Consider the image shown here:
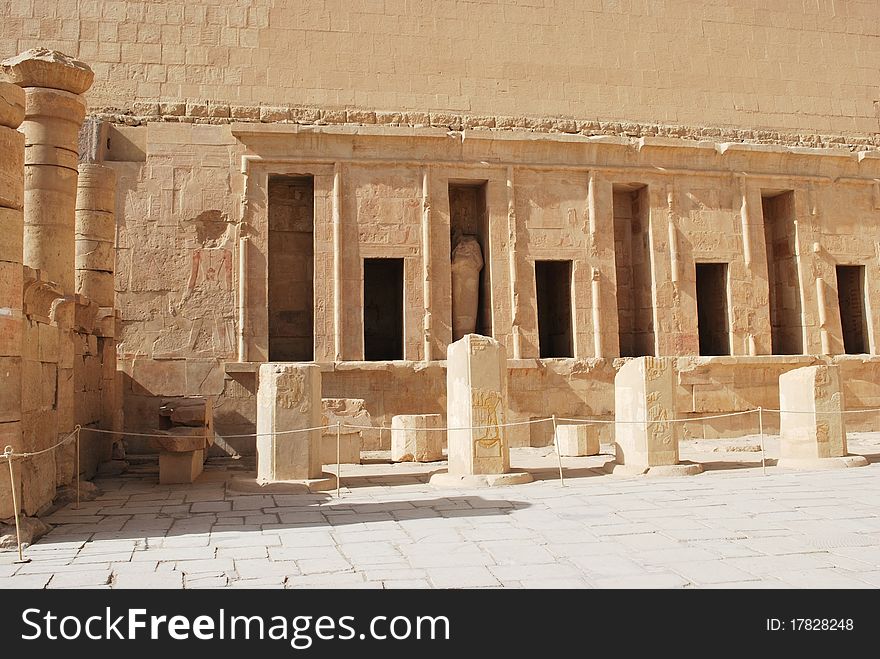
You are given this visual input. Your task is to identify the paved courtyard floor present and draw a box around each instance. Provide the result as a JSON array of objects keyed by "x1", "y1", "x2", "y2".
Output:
[{"x1": 3, "y1": 432, "x2": 880, "y2": 589}]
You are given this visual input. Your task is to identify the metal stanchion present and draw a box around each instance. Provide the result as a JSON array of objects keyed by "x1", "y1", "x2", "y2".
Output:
[
  {"x1": 758, "y1": 407, "x2": 766, "y2": 476},
  {"x1": 551, "y1": 415, "x2": 565, "y2": 487},
  {"x1": 4, "y1": 446, "x2": 30, "y2": 564},
  {"x1": 336, "y1": 421, "x2": 341, "y2": 498},
  {"x1": 74, "y1": 425, "x2": 81, "y2": 509}
]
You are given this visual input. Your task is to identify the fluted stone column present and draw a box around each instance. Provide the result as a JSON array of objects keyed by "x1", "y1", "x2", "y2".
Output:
[
  {"x1": 0, "y1": 81, "x2": 25, "y2": 520},
  {"x1": 1, "y1": 49, "x2": 93, "y2": 293},
  {"x1": 75, "y1": 163, "x2": 116, "y2": 306}
]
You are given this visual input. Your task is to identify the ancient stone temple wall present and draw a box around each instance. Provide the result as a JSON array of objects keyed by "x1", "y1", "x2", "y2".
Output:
[
  {"x1": 2, "y1": 1, "x2": 879, "y2": 141},
  {"x1": 103, "y1": 119, "x2": 880, "y2": 454},
  {"x1": 0, "y1": 50, "x2": 119, "y2": 517},
  {"x1": 3, "y1": 3, "x2": 880, "y2": 460}
]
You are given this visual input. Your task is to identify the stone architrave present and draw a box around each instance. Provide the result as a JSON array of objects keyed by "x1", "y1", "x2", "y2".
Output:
[
  {"x1": 555, "y1": 424, "x2": 600, "y2": 457},
  {"x1": 430, "y1": 334, "x2": 531, "y2": 486},
  {"x1": 391, "y1": 414, "x2": 444, "y2": 462},
  {"x1": 256, "y1": 363, "x2": 328, "y2": 482},
  {"x1": 1, "y1": 49, "x2": 93, "y2": 294},
  {"x1": 778, "y1": 364, "x2": 868, "y2": 469},
  {"x1": 450, "y1": 236, "x2": 483, "y2": 341},
  {"x1": 613, "y1": 357, "x2": 701, "y2": 476}
]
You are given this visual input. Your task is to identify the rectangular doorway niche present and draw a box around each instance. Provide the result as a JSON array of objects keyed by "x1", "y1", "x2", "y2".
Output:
[
  {"x1": 762, "y1": 191, "x2": 803, "y2": 355},
  {"x1": 535, "y1": 260, "x2": 574, "y2": 358},
  {"x1": 836, "y1": 265, "x2": 869, "y2": 354},
  {"x1": 268, "y1": 175, "x2": 314, "y2": 361},
  {"x1": 449, "y1": 182, "x2": 492, "y2": 338},
  {"x1": 612, "y1": 184, "x2": 655, "y2": 357},
  {"x1": 695, "y1": 263, "x2": 731, "y2": 356},
  {"x1": 363, "y1": 258, "x2": 404, "y2": 360}
]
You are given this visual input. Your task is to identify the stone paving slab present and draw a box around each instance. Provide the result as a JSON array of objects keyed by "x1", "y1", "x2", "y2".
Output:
[{"x1": 3, "y1": 439, "x2": 880, "y2": 589}]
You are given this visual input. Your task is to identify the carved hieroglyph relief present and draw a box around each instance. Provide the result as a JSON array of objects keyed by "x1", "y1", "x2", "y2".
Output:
[{"x1": 472, "y1": 388, "x2": 503, "y2": 457}]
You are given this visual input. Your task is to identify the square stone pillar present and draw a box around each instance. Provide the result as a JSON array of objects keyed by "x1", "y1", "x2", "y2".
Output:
[
  {"x1": 256, "y1": 363, "x2": 324, "y2": 482},
  {"x1": 391, "y1": 414, "x2": 444, "y2": 462},
  {"x1": 778, "y1": 364, "x2": 867, "y2": 469},
  {"x1": 613, "y1": 357, "x2": 701, "y2": 476},
  {"x1": 431, "y1": 334, "x2": 531, "y2": 486}
]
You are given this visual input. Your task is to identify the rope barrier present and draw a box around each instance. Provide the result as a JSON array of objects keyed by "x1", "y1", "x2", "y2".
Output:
[
  {"x1": 0, "y1": 427, "x2": 80, "y2": 461},
  {"x1": 60, "y1": 405, "x2": 880, "y2": 442},
  {"x1": 762, "y1": 407, "x2": 880, "y2": 414},
  {"x1": 557, "y1": 408, "x2": 760, "y2": 425},
  {"x1": 79, "y1": 423, "x2": 338, "y2": 439}
]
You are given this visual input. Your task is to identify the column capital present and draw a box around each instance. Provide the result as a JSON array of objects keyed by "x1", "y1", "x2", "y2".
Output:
[{"x1": 1, "y1": 48, "x2": 93, "y2": 95}]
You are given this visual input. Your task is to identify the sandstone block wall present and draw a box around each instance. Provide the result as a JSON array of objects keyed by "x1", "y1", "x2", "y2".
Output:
[
  {"x1": 104, "y1": 119, "x2": 880, "y2": 454},
  {"x1": 2, "y1": 1, "x2": 879, "y2": 139}
]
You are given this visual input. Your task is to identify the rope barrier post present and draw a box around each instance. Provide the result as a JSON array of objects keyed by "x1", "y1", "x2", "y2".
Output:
[
  {"x1": 4, "y1": 447, "x2": 30, "y2": 564},
  {"x1": 336, "y1": 421, "x2": 341, "y2": 498},
  {"x1": 551, "y1": 414, "x2": 565, "y2": 487},
  {"x1": 758, "y1": 407, "x2": 766, "y2": 477},
  {"x1": 74, "y1": 425, "x2": 81, "y2": 510}
]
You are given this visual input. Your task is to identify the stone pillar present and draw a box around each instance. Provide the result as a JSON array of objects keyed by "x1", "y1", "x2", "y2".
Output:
[
  {"x1": 1, "y1": 49, "x2": 93, "y2": 293},
  {"x1": 555, "y1": 424, "x2": 600, "y2": 457},
  {"x1": 430, "y1": 334, "x2": 532, "y2": 486},
  {"x1": 613, "y1": 357, "x2": 701, "y2": 476},
  {"x1": 75, "y1": 163, "x2": 116, "y2": 306},
  {"x1": 256, "y1": 363, "x2": 333, "y2": 485},
  {"x1": 778, "y1": 364, "x2": 868, "y2": 469},
  {"x1": 391, "y1": 414, "x2": 444, "y2": 462},
  {"x1": 0, "y1": 81, "x2": 25, "y2": 520}
]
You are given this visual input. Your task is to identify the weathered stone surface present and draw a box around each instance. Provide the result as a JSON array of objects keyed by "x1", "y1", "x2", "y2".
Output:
[
  {"x1": 153, "y1": 427, "x2": 211, "y2": 453},
  {"x1": 0, "y1": 81, "x2": 24, "y2": 128},
  {"x1": 0, "y1": 515, "x2": 52, "y2": 550},
  {"x1": 555, "y1": 424, "x2": 600, "y2": 457},
  {"x1": 777, "y1": 364, "x2": 867, "y2": 469},
  {"x1": 319, "y1": 398, "x2": 369, "y2": 464},
  {"x1": 159, "y1": 397, "x2": 211, "y2": 427},
  {"x1": 391, "y1": 414, "x2": 444, "y2": 462},
  {"x1": 444, "y1": 334, "x2": 512, "y2": 476},
  {"x1": 159, "y1": 448, "x2": 204, "y2": 484},
  {"x1": 0, "y1": 49, "x2": 94, "y2": 95},
  {"x1": 256, "y1": 363, "x2": 322, "y2": 482},
  {"x1": 614, "y1": 357, "x2": 694, "y2": 473},
  {"x1": 0, "y1": 126, "x2": 24, "y2": 211}
]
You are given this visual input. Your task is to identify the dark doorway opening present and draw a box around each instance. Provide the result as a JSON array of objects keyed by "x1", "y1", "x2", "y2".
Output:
[
  {"x1": 612, "y1": 184, "x2": 654, "y2": 357},
  {"x1": 268, "y1": 175, "x2": 314, "y2": 361},
  {"x1": 836, "y1": 265, "x2": 869, "y2": 354},
  {"x1": 364, "y1": 258, "x2": 404, "y2": 360},
  {"x1": 696, "y1": 263, "x2": 730, "y2": 356},
  {"x1": 762, "y1": 191, "x2": 803, "y2": 354},
  {"x1": 535, "y1": 260, "x2": 573, "y2": 358}
]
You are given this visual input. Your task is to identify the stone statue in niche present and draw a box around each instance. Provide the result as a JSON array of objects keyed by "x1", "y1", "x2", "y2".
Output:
[{"x1": 450, "y1": 230, "x2": 484, "y2": 340}]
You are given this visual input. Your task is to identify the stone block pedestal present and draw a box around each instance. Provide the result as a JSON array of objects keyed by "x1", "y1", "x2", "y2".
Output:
[
  {"x1": 555, "y1": 424, "x2": 600, "y2": 457},
  {"x1": 613, "y1": 357, "x2": 702, "y2": 476},
  {"x1": 430, "y1": 334, "x2": 532, "y2": 487},
  {"x1": 246, "y1": 363, "x2": 335, "y2": 491},
  {"x1": 391, "y1": 414, "x2": 444, "y2": 462},
  {"x1": 159, "y1": 448, "x2": 205, "y2": 485},
  {"x1": 777, "y1": 364, "x2": 868, "y2": 470}
]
